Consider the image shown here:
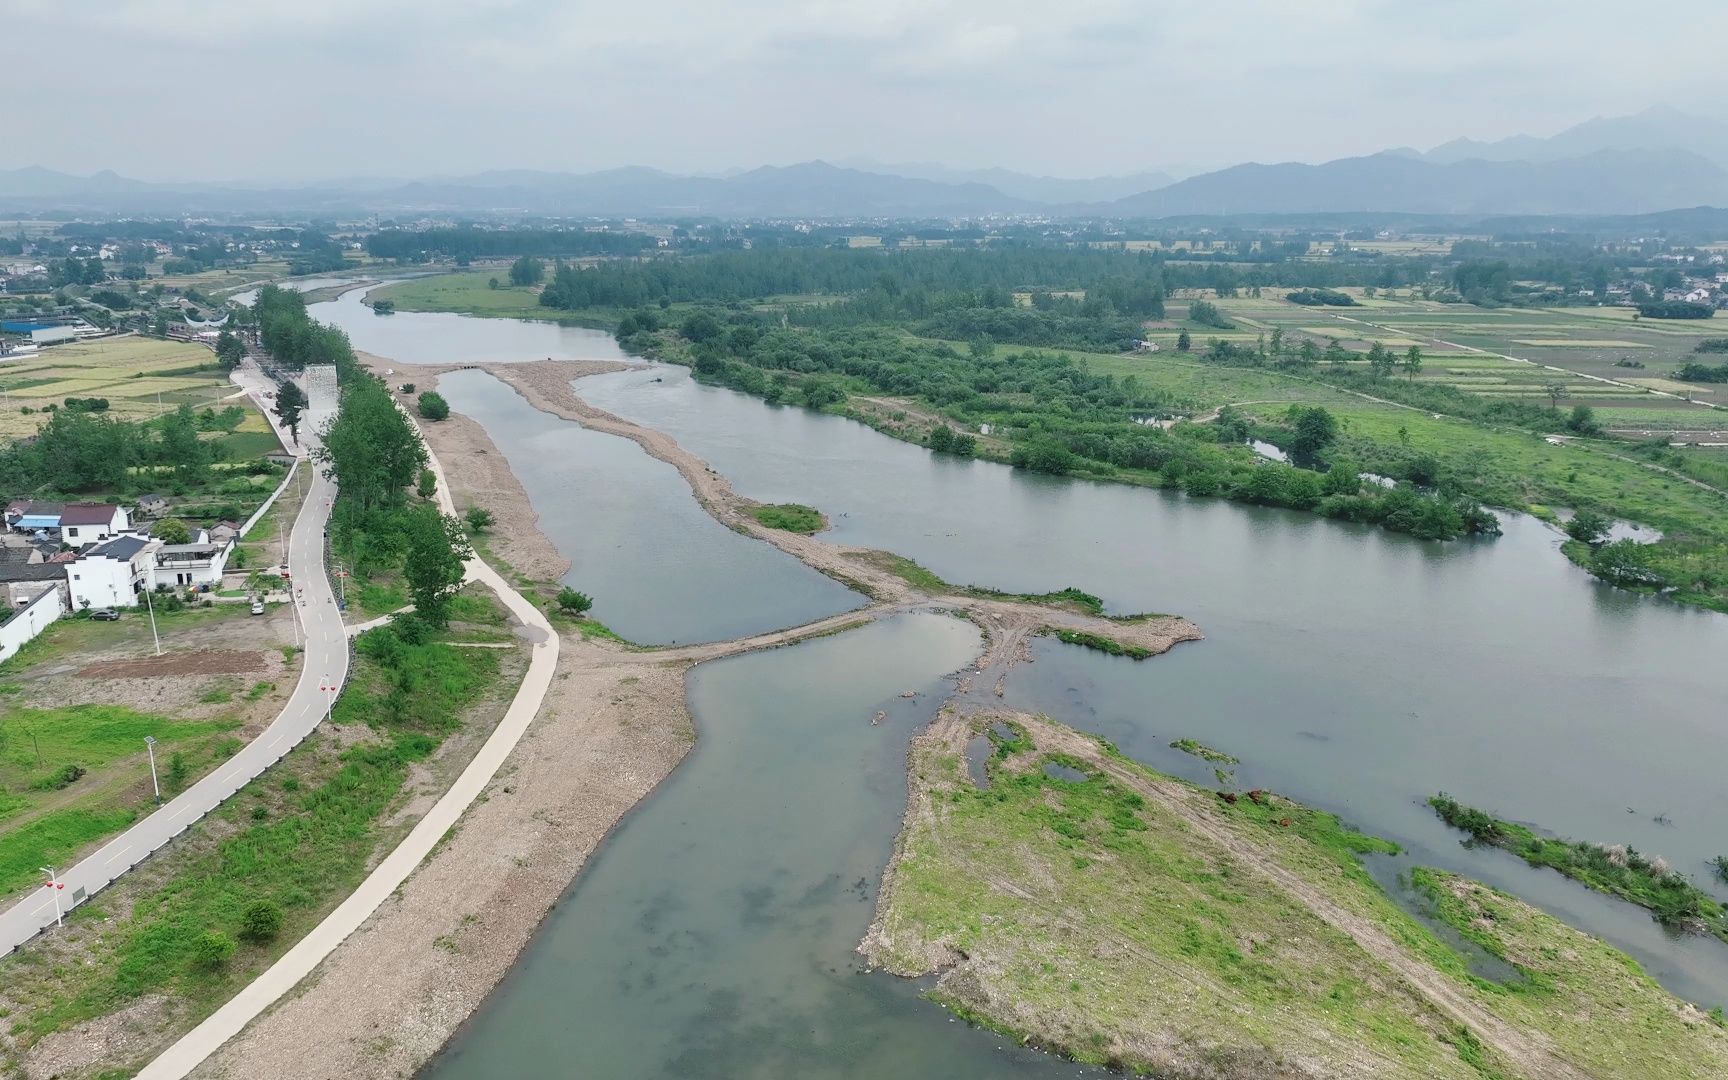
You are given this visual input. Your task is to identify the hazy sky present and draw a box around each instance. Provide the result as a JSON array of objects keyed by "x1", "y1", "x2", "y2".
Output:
[{"x1": 7, "y1": 0, "x2": 1725, "y2": 182}]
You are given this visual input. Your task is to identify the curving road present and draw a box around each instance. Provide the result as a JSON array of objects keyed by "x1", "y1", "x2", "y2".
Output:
[
  {"x1": 0, "y1": 381, "x2": 345, "y2": 957},
  {"x1": 136, "y1": 400, "x2": 560, "y2": 1079}
]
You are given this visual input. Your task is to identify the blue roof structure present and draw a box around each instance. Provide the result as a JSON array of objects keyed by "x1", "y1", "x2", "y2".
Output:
[{"x1": 15, "y1": 513, "x2": 60, "y2": 529}]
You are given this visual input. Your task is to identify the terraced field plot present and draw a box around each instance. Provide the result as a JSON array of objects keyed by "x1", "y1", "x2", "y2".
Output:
[
  {"x1": 0, "y1": 335, "x2": 244, "y2": 439},
  {"x1": 1194, "y1": 292, "x2": 1725, "y2": 419}
]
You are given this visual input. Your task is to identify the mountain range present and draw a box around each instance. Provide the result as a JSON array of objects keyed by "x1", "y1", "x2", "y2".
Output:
[{"x1": 3, "y1": 107, "x2": 1725, "y2": 219}]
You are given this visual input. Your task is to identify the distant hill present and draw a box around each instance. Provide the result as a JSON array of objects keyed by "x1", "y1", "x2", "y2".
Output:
[
  {"x1": 0, "y1": 161, "x2": 1026, "y2": 218},
  {"x1": 1107, "y1": 148, "x2": 1728, "y2": 217},
  {"x1": 833, "y1": 160, "x2": 1176, "y2": 204},
  {"x1": 1423, "y1": 106, "x2": 1728, "y2": 169}
]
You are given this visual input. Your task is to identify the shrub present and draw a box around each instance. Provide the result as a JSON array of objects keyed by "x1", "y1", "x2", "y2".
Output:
[
  {"x1": 417, "y1": 391, "x2": 450, "y2": 421},
  {"x1": 238, "y1": 898, "x2": 284, "y2": 943},
  {"x1": 464, "y1": 507, "x2": 494, "y2": 532},
  {"x1": 190, "y1": 930, "x2": 235, "y2": 971},
  {"x1": 555, "y1": 587, "x2": 594, "y2": 615}
]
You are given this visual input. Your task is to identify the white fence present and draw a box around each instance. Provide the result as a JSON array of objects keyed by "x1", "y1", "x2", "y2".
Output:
[{"x1": 0, "y1": 586, "x2": 65, "y2": 665}]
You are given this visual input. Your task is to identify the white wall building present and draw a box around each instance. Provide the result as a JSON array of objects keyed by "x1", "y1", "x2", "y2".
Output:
[
  {"x1": 58, "y1": 503, "x2": 131, "y2": 546},
  {"x1": 150, "y1": 542, "x2": 231, "y2": 588},
  {"x1": 67, "y1": 535, "x2": 154, "y2": 610}
]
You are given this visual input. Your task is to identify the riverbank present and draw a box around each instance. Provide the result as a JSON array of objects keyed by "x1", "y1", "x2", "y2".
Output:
[
  {"x1": 178, "y1": 355, "x2": 1201, "y2": 1078},
  {"x1": 864, "y1": 708, "x2": 1728, "y2": 1079}
]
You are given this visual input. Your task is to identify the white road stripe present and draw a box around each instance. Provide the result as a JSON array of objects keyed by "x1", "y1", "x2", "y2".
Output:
[{"x1": 106, "y1": 846, "x2": 131, "y2": 865}]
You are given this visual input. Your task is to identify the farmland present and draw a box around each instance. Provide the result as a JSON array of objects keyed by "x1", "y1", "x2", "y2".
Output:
[
  {"x1": 0, "y1": 336, "x2": 253, "y2": 441},
  {"x1": 1144, "y1": 290, "x2": 1727, "y2": 426}
]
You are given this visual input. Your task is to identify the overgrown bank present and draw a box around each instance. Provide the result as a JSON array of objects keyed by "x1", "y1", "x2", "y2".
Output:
[{"x1": 864, "y1": 710, "x2": 1728, "y2": 1079}]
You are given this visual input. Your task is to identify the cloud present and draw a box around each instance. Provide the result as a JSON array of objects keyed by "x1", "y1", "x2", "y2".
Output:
[{"x1": 2, "y1": 0, "x2": 1723, "y2": 180}]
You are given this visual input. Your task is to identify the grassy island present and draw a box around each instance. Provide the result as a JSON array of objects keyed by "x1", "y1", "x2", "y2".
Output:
[{"x1": 863, "y1": 711, "x2": 1728, "y2": 1079}]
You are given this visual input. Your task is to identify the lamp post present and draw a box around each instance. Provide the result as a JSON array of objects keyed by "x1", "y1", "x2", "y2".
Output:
[
  {"x1": 144, "y1": 735, "x2": 160, "y2": 804},
  {"x1": 40, "y1": 866, "x2": 63, "y2": 927}
]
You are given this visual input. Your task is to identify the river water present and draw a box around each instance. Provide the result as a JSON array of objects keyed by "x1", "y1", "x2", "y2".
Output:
[
  {"x1": 306, "y1": 297, "x2": 1728, "y2": 1072},
  {"x1": 435, "y1": 369, "x2": 860, "y2": 644}
]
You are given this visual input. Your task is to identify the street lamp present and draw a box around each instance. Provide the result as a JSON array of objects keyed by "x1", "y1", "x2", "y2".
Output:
[
  {"x1": 40, "y1": 866, "x2": 63, "y2": 927},
  {"x1": 144, "y1": 735, "x2": 160, "y2": 804}
]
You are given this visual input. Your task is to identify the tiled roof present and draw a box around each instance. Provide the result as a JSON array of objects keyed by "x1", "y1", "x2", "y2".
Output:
[{"x1": 60, "y1": 504, "x2": 121, "y2": 526}]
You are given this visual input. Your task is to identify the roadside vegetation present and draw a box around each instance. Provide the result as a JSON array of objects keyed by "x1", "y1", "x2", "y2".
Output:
[
  {"x1": 866, "y1": 710, "x2": 1728, "y2": 1078},
  {"x1": 0, "y1": 291, "x2": 519, "y2": 1076}
]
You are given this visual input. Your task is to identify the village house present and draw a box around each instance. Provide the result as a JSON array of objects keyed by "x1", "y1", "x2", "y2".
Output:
[
  {"x1": 5, "y1": 499, "x2": 63, "y2": 534},
  {"x1": 150, "y1": 540, "x2": 231, "y2": 588},
  {"x1": 0, "y1": 547, "x2": 64, "y2": 607},
  {"x1": 57, "y1": 503, "x2": 131, "y2": 546},
  {"x1": 66, "y1": 534, "x2": 154, "y2": 610},
  {"x1": 135, "y1": 493, "x2": 169, "y2": 518}
]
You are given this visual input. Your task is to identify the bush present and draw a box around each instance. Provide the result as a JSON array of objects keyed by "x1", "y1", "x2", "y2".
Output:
[
  {"x1": 190, "y1": 929, "x2": 235, "y2": 971},
  {"x1": 464, "y1": 507, "x2": 494, "y2": 532},
  {"x1": 555, "y1": 587, "x2": 594, "y2": 615},
  {"x1": 417, "y1": 391, "x2": 450, "y2": 421},
  {"x1": 238, "y1": 898, "x2": 283, "y2": 943}
]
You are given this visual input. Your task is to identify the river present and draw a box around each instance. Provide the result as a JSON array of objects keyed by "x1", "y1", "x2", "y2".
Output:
[{"x1": 305, "y1": 293, "x2": 1728, "y2": 1072}]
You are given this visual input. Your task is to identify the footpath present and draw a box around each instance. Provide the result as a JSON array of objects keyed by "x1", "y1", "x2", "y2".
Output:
[{"x1": 136, "y1": 405, "x2": 561, "y2": 1079}]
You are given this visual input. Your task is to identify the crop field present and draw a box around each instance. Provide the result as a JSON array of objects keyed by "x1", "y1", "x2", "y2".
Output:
[
  {"x1": 0, "y1": 335, "x2": 243, "y2": 439},
  {"x1": 1144, "y1": 292, "x2": 1728, "y2": 424}
]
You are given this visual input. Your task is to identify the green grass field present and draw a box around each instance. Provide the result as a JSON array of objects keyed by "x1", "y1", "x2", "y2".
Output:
[
  {"x1": 368, "y1": 271, "x2": 581, "y2": 321},
  {"x1": 0, "y1": 705, "x2": 241, "y2": 895}
]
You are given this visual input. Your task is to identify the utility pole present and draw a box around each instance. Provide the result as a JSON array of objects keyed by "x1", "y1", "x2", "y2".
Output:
[
  {"x1": 39, "y1": 867, "x2": 63, "y2": 927},
  {"x1": 142, "y1": 582, "x2": 162, "y2": 656},
  {"x1": 144, "y1": 735, "x2": 160, "y2": 804}
]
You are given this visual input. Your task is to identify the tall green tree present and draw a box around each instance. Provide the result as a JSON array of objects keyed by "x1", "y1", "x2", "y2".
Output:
[
  {"x1": 508, "y1": 256, "x2": 545, "y2": 287},
  {"x1": 215, "y1": 329, "x2": 245, "y2": 369},
  {"x1": 274, "y1": 380, "x2": 307, "y2": 444},
  {"x1": 316, "y1": 380, "x2": 426, "y2": 512},
  {"x1": 402, "y1": 506, "x2": 471, "y2": 627}
]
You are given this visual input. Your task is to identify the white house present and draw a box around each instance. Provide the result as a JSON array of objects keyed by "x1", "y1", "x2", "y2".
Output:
[
  {"x1": 149, "y1": 541, "x2": 231, "y2": 588},
  {"x1": 58, "y1": 503, "x2": 131, "y2": 546},
  {"x1": 67, "y1": 535, "x2": 154, "y2": 610}
]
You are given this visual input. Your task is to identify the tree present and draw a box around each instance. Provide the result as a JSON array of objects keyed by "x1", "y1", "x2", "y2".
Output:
[
  {"x1": 416, "y1": 468, "x2": 437, "y2": 500},
  {"x1": 1176, "y1": 330, "x2": 1191, "y2": 352},
  {"x1": 315, "y1": 380, "x2": 426, "y2": 513},
  {"x1": 1403, "y1": 345, "x2": 1423, "y2": 380},
  {"x1": 215, "y1": 329, "x2": 245, "y2": 369},
  {"x1": 274, "y1": 380, "x2": 307, "y2": 444},
  {"x1": 465, "y1": 506, "x2": 494, "y2": 532},
  {"x1": 1288, "y1": 405, "x2": 1338, "y2": 461},
  {"x1": 508, "y1": 256, "x2": 545, "y2": 287},
  {"x1": 417, "y1": 390, "x2": 450, "y2": 421},
  {"x1": 1366, "y1": 342, "x2": 1395, "y2": 380},
  {"x1": 159, "y1": 404, "x2": 208, "y2": 482},
  {"x1": 1544, "y1": 383, "x2": 1567, "y2": 411},
  {"x1": 488, "y1": 277, "x2": 500, "y2": 290},
  {"x1": 239, "y1": 898, "x2": 284, "y2": 943},
  {"x1": 928, "y1": 424, "x2": 955, "y2": 453},
  {"x1": 402, "y1": 506, "x2": 470, "y2": 627},
  {"x1": 556, "y1": 587, "x2": 594, "y2": 615},
  {"x1": 154, "y1": 517, "x2": 192, "y2": 544},
  {"x1": 1565, "y1": 510, "x2": 1612, "y2": 547}
]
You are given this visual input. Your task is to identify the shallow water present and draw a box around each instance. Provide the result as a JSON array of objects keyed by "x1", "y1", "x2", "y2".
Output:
[
  {"x1": 310, "y1": 284, "x2": 629, "y2": 366},
  {"x1": 424, "y1": 613, "x2": 1102, "y2": 1080},
  {"x1": 436, "y1": 369, "x2": 861, "y2": 644},
  {"x1": 574, "y1": 362, "x2": 1728, "y2": 1002}
]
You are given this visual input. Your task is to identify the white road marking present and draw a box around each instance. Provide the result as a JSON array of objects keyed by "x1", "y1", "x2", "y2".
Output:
[{"x1": 106, "y1": 846, "x2": 131, "y2": 865}]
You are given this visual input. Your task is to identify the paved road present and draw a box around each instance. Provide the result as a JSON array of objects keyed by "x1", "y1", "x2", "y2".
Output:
[
  {"x1": 0, "y1": 386, "x2": 345, "y2": 957},
  {"x1": 138, "y1": 406, "x2": 561, "y2": 1079}
]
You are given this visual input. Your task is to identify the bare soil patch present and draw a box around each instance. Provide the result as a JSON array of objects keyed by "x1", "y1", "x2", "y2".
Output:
[{"x1": 79, "y1": 649, "x2": 268, "y2": 679}]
